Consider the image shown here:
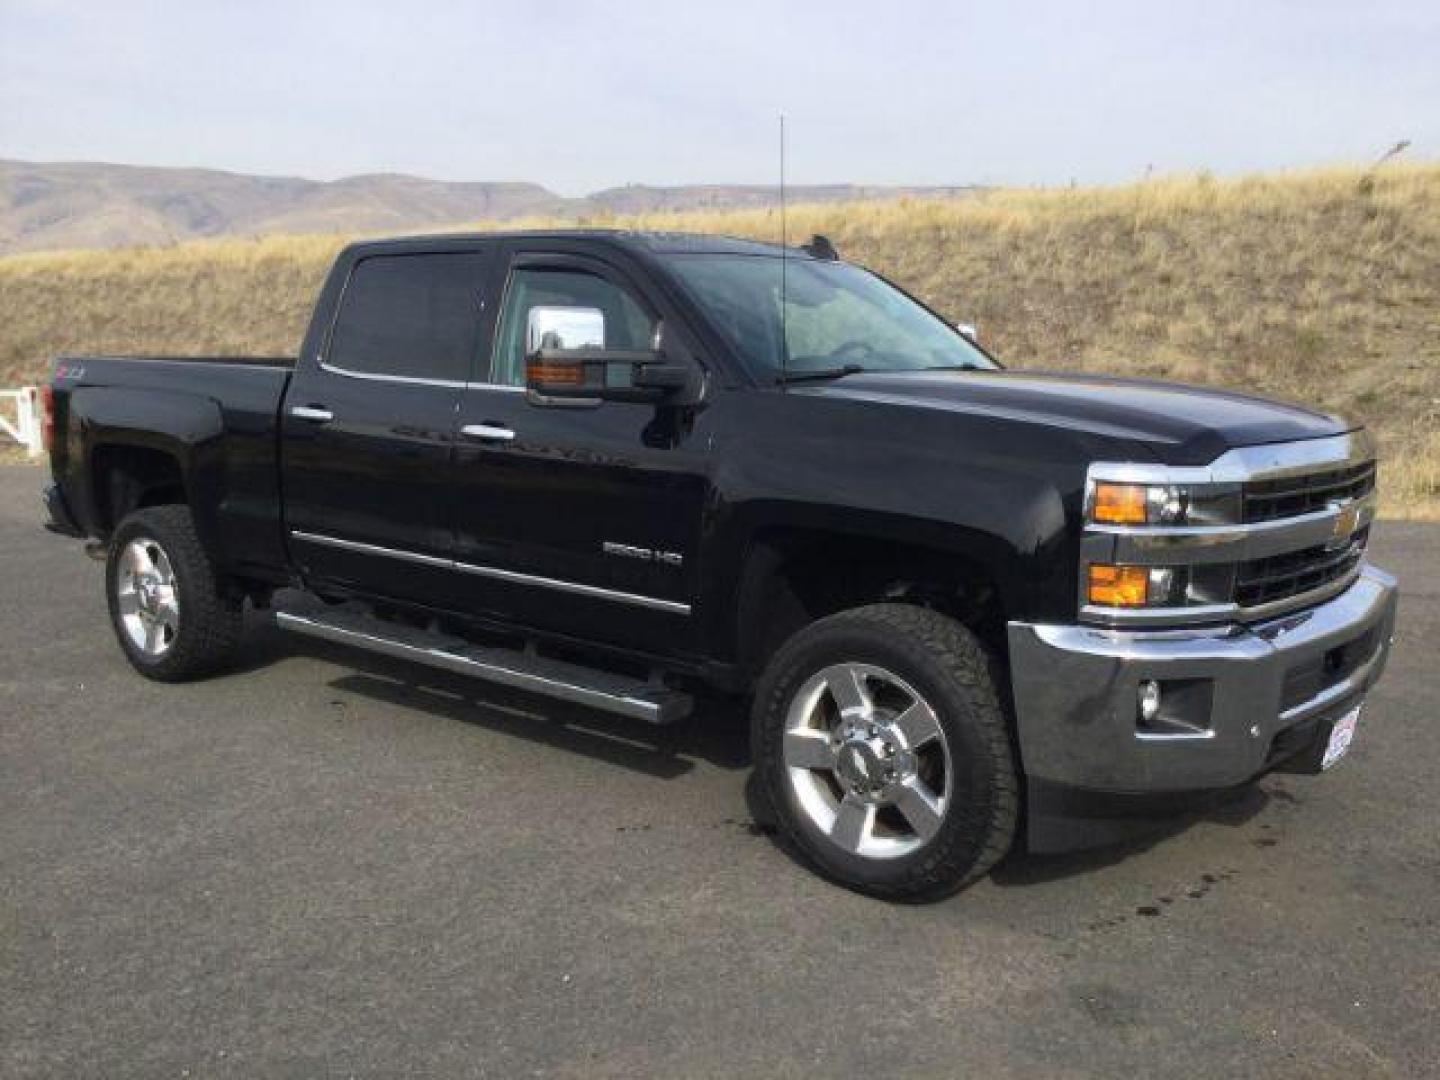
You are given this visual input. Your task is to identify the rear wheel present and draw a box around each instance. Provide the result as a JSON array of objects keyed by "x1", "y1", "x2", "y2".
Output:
[
  {"x1": 105, "y1": 506, "x2": 243, "y2": 681},
  {"x1": 752, "y1": 604, "x2": 1018, "y2": 900}
]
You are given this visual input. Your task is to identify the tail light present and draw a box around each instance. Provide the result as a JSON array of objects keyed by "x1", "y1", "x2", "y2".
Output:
[{"x1": 40, "y1": 384, "x2": 55, "y2": 454}]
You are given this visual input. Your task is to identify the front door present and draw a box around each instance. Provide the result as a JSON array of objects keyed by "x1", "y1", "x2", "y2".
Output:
[
  {"x1": 450, "y1": 247, "x2": 709, "y2": 657},
  {"x1": 282, "y1": 248, "x2": 492, "y2": 607}
]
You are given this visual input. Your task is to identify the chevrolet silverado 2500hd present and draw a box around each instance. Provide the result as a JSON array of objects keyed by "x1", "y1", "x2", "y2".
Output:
[{"x1": 42, "y1": 231, "x2": 1399, "y2": 899}]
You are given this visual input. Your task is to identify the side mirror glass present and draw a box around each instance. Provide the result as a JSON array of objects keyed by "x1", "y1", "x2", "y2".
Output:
[{"x1": 526, "y1": 306, "x2": 606, "y2": 353}]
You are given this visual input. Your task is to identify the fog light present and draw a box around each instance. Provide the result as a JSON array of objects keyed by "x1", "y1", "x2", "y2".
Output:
[{"x1": 1138, "y1": 680, "x2": 1162, "y2": 724}]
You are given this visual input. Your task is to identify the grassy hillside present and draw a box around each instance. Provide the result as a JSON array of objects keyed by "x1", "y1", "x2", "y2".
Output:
[{"x1": 1, "y1": 163, "x2": 1436, "y2": 514}]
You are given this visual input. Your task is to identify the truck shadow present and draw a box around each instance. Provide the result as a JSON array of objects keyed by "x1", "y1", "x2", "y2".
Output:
[
  {"x1": 231, "y1": 614, "x2": 752, "y2": 781},
  {"x1": 989, "y1": 784, "x2": 1273, "y2": 886},
  {"x1": 233, "y1": 614, "x2": 1275, "y2": 888}
]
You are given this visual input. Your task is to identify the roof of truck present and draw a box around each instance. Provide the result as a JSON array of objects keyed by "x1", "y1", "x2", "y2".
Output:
[{"x1": 351, "y1": 229, "x2": 814, "y2": 259}]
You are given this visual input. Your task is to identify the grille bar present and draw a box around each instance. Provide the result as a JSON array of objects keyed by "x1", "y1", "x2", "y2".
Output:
[
  {"x1": 1235, "y1": 528, "x2": 1368, "y2": 608},
  {"x1": 1242, "y1": 462, "x2": 1375, "y2": 523}
]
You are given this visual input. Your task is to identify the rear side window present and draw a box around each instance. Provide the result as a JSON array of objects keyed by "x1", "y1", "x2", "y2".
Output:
[{"x1": 326, "y1": 253, "x2": 487, "y2": 382}]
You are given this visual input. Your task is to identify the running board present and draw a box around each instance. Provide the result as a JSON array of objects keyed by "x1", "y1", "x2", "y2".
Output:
[{"x1": 275, "y1": 608, "x2": 693, "y2": 725}]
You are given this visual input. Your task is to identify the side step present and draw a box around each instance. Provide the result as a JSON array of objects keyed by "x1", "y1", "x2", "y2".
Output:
[{"x1": 275, "y1": 608, "x2": 693, "y2": 725}]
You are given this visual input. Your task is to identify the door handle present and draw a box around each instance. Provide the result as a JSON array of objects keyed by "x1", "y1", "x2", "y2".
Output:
[
  {"x1": 460, "y1": 423, "x2": 516, "y2": 443},
  {"x1": 291, "y1": 405, "x2": 334, "y2": 423}
]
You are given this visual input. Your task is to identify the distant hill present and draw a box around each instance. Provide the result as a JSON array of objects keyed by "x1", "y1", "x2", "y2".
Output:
[{"x1": 0, "y1": 159, "x2": 981, "y2": 254}]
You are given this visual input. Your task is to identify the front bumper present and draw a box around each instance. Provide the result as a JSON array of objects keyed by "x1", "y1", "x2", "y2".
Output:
[{"x1": 1007, "y1": 564, "x2": 1398, "y2": 851}]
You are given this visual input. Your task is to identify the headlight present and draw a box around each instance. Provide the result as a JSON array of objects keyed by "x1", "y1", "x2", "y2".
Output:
[{"x1": 1090, "y1": 482, "x2": 1190, "y2": 525}]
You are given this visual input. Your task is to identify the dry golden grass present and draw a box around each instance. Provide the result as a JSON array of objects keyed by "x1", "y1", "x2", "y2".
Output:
[{"x1": 2, "y1": 163, "x2": 1436, "y2": 514}]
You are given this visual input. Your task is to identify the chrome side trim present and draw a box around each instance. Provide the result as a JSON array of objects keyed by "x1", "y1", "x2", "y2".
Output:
[
  {"x1": 450, "y1": 560, "x2": 690, "y2": 614},
  {"x1": 459, "y1": 423, "x2": 516, "y2": 442},
  {"x1": 317, "y1": 358, "x2": 469, "y2": 389},
  {"x1": 290, "y1": 530, "x2": 450, "y2": 568},
  {"x1": 288, "y1": 530, "x2": 691, "y2": 615},
  {"x1": 317, "y1": 357, "x2": 528, "y2": 393}
]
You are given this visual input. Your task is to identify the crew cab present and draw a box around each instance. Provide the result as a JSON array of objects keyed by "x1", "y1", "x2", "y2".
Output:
[{"x1": 41, "y1": 230, "x2": 1399, "y2": 899}]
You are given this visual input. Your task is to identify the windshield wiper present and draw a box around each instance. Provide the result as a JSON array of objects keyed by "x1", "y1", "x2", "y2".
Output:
[{"x1": 775, "y1": 363, "x2": 868, "y2": 385}]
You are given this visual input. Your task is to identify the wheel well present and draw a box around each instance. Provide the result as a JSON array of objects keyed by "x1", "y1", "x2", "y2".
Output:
[
  {"x1": 92, "y1": 445, "x2": 186, "y2": 535},
  {"x1": 737, "y1": 529, "x2": 1008, "y2": 678}
]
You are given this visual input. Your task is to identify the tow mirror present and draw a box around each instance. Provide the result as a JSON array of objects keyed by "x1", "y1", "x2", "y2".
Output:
[{"x1": 525, "y1": 315, "x2": 700, "y2": 407}]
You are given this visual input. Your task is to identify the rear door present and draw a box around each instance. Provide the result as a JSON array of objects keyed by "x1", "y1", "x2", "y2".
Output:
[
  {"x1": 450, "y1": 244, "x2": 710, "y2": 656},
  {"x1": 282, "y1": 248, "x2": 493, "y2": 606}
]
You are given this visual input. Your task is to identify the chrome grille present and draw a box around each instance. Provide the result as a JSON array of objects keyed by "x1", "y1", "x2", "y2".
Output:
[
  {"x1": 1234, "y1": 525, "x2": 1369, "y2": 608},
  {"x1": 1081, "y1": 433, "x2": 1378, "y2": 628},
  {"x1": 1242, "y1": 461, "x2": 1376, "y2": 523}
]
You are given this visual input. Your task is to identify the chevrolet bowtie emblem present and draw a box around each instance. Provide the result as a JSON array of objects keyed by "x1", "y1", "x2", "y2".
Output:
[{"x1": 1330, "y1": 500, "x2": 1362, "y2": 546}]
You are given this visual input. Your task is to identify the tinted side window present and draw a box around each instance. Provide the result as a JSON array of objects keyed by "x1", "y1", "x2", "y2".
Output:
[
  {"x1": 491, "y1": 267, "x2": 655, "y2": 386},
  {"x1": 327, "y1": 253, "x2": 487, "y2": 382}
]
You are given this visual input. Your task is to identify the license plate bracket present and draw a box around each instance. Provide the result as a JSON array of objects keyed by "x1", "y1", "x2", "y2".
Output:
[{"x1": 1271, "y1": 699, "x2": 1364, "y2": 775}]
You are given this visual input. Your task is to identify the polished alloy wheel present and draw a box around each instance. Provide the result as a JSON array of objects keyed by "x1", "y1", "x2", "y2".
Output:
[
  {"x1": 114, "y1": 537, "x2": 180, "y2": 657},
  {"x1": 782, "y1": 662, "x2": 952, "y2": 859}
]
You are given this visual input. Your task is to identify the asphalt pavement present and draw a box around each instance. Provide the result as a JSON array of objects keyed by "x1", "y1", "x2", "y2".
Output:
[{"x1": 2, "y1": 464, "x2": 1437, "y2": 1078}]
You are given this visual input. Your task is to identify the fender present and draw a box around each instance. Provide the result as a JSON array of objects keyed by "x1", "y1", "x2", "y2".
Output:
[
  {"x1": 686, "y1": 388, "x2": 1092, "y2": 664},
  {"x1": 67, "y1": 385, "x2": 227, "y2": 562}
]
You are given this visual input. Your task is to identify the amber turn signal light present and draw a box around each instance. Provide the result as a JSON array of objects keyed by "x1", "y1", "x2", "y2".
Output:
[
  {"x1": 526, "y1": 358, "x2": 585, "y2": 387},
  {"x1": 1092, "y1": 482, "x2": 1149, "y2": 525},
  {"x1": 1088, "y1": 564, "x2": 1150, "y2": 607}
]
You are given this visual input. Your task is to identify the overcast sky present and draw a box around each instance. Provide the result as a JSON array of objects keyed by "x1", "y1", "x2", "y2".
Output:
[{"x1": 1, "y1": 0, "x2": 1435, "y2": 194}]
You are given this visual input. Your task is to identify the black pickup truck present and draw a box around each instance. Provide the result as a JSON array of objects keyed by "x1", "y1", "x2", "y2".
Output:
[{"x1": 42, "y1": 230, "x2": 1399, "y2": 899}]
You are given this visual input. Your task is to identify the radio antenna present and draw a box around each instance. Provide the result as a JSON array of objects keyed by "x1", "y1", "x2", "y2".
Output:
[{"x1": 779, "y1": 112, "x2": 789, "y2": 384}]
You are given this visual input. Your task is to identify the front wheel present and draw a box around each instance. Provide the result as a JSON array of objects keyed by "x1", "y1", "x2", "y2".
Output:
[
  {"x1": 105, "y1": 505, "x2": 243, "y2": 681},
  {"x1": 752, "y1": 604, "x2": 1018, "y2": 901}
]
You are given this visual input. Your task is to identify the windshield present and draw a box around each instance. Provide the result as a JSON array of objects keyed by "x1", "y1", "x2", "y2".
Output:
[{"x1": 662, "y1": 254, "x2": 997, "y2": 379}]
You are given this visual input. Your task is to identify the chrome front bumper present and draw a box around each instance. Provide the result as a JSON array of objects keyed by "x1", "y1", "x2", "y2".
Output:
[{"x1": 1007, "y1": 563, "x2": 1398, "y2": 799}]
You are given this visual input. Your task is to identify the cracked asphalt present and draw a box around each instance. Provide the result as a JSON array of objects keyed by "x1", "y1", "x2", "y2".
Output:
[{"x1": 2, "y1": 464, "x2": 1437, "y2": 1077}]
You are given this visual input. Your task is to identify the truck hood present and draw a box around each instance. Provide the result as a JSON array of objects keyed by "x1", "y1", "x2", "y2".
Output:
[{"x1": 799, "y1": 369, "x2": 1351, "y2": 464}]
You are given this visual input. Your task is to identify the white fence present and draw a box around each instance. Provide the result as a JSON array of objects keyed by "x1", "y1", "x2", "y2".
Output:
[{"x1": 0, "y1": 387, "x2": 43, "y2": 457}]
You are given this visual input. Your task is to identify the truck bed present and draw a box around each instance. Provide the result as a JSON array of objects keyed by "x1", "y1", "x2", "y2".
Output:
[{"x1": 49, "y1": 353, "x2": 296, "y2": 583}]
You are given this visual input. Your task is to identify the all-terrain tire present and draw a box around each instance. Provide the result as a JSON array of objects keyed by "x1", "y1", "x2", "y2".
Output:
[
  {"x1": 105, "y1": 505, "x2": 243, "y2": 681},
  {"x1": 752, "y1": 603, "x2": 1018, "y2": 901}
]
